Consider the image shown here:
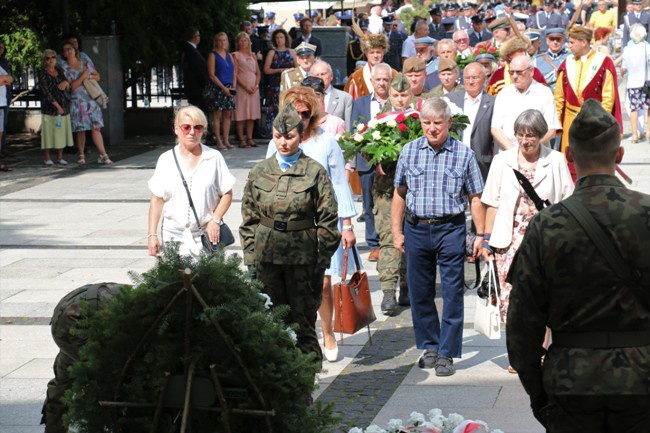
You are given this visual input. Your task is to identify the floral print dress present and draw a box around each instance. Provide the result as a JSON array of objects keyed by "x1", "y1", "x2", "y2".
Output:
[
  {"x1": 264, "y1": 49, "x2": 294, "y2": 138},
  {"x1": 494, "y1": 166, "x2": 538, "y2": 322},
  {"x1": 62, "y1": 62, "x2": 104, "y2": 132}
]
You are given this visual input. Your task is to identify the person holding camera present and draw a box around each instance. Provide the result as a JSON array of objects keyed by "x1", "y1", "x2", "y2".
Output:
[{"x1": 207, "y1": 32, "x2": 237, "y2": 150}]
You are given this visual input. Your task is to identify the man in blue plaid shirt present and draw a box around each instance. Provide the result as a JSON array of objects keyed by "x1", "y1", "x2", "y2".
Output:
[{"x1": 391, "y1": 97, "x2": 486, "y2": 376}]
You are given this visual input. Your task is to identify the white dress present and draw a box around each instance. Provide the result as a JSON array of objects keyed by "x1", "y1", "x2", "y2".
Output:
[
  {"x1": 149, "y1": 144, "x2": 236, "y2": 258},
  {"x1": 267, "y1": 131, "x2": 361, "y2": 276}
]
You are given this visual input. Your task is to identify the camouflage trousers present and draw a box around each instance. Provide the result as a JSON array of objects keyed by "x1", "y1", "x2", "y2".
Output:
[
  {"x1": 372, "y1": 191, "x2": 407, "y2": 293},
  {"x1": 256, "y1": 262, "x2": 325, "y2": 366},
  {"x1": 542, "y1": 395, "x2": 650, "y2": 432}
]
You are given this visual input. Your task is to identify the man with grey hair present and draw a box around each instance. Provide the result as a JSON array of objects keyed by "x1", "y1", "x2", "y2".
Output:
[
  {"x1": 391, "y1": 97, "x2": 486, "y2": 376},
  {"x1": 452, "y1": 29, "x2": 471, "y2": 57},
  {"x1": 436, "y1": 39, "x2": 458, "y2": 60},
  {"x1": 311, "y1": 60, "x2": 353, "y2": 129},
  {"x1": 402, "y1": 20, "x2": 431, "y2": 62},
  {"x1": 491, "y1": 55, "x2": 560, "y2": 151}
]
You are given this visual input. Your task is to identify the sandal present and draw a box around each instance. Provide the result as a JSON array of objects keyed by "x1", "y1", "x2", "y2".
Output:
[
  {"x1": 507, "y1": 365, "x2": 517, "y2": 374},
  {"x1": 238, "y1": 139, "x2": 251, "y2": 149},
  {"x1": 0, "y1": 163, "x2": 13, "y2": 172},
  {"x1": 215, "y1": 139, "x2": 227, "y2": 151},
  {"x1": 247, "y1": 139, "x2": 258, "y2": 147},
  {"x1": 224, "y1": 141, "x2": 235, "y2": 149}
]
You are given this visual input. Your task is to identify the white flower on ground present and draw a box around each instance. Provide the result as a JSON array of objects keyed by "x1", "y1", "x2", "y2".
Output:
[
  {"x1": 285, "y1": 327, "x2": 297, "y2": 343},
  {"x1": 365, "y1": 425, "x2": 387, "y2": 433},
  {"x1": 408, "y1": 411, "x2": 426, "y2": 426},
  {"x1": 354, "y1": 133, "x2": 364, "y2": 142},
  {"x1": 367, "y1": 118, "x2": 379, "y2": 128},
  {"x1": 386, "y1": 119, "x2": 397, "y2": 128},
  {"x1": 386, "y1": 418, "x2": 404, "y2": 432},
  {"x1": 372, "y1": 131, "x2": 382, "y2": 140},
  {"x1": 356, "y1": 123, "x2": 366, "y2": 132},
  {"x1": 428, "y1": 408, "x2": 443, "y2": 420},
  {"x1": 258, "y1": 293, "x2": 273, "y2": 309}
]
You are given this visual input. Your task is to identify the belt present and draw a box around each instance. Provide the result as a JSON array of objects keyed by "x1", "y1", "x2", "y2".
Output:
[
  {"x1": 405, "y1": 212, "x2": 464, "y2": 226},
  {"x1": 260, "y1": 215, "x2": 315, "y2": 232},
  {"x1": 552, "y1": 330, "x2": 650, "y2": 349}
]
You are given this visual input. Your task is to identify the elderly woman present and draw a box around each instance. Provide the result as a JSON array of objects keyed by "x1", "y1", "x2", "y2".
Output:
[
  {"x1": 240, "y1": 103, "x2": 340, "y2": 365},
  {"x1": 38, "y1": 49, "x2": 74, "y2": 165},
  {"x1": 60, "y1": 41, "x2": 111, "y2": 165},
  {"x1": 148, "y1": 105, "x2": 235, "y2": 259},
  {"x1": 481, "y1": 109, "x2": 574, "y2": 371},
  {"x1": 265, "y1": 86, "x2": 358, "y2": 363},
  {"x1": 207, "y1": 32, "x2": 237, "y2": 150},
  {"x1": 621, "y1": 23, "x2": 650, "y2": 143}
]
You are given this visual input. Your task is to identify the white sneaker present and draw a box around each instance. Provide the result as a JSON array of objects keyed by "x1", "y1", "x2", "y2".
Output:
[
  {"x1": 57, "y1": 159, "x2": 68, "y2": 166},
  {"x1": 44, "y1": 160, "x2": 54, "y2": 166}
]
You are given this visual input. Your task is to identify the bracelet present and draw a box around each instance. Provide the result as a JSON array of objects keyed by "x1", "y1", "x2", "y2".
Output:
[
  {"x1": 147, "y1": 234, "x2": 158, "y2": 238},
  {"x1": 476, "y1": 233, "x2": 484, "y2": 237},
  {"x1": 211, "y1": 217, "x2": 224, "y2": 225},
  {"x1": 342, "y1": 224, "x2": 354, "y2": 231}
]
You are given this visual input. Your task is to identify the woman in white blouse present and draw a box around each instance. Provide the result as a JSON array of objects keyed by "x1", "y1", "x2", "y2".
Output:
[
  {"x1": 621, "y1": 23, "x2": 650, "y2": 143},
  {"x1": 147, "y1": 105, "x2": 235, "y2": 258}
]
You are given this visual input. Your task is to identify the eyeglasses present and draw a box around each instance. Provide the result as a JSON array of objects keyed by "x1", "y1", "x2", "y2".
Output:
[
  {"x1": 515, "y1": 132, "x2": 538, "y2": 140},
  {"x1": 509, "y1": 66, "x2": 531, "y2": 76},
  {"x1": 179, "y1": 124, "x2": 205, "y2": 134},
  {"x1": 454, "y1": 38, "x2": 469, "y2": 43},
  {"x1": 45, "y1": 56, "x2": 57, "y2": 60},
  {"x1": 548, "y1": 37, "x2": 563, "y2": 42},
  {"x1": 298, "y1": 110, "x2": 311, "y2": 119}
]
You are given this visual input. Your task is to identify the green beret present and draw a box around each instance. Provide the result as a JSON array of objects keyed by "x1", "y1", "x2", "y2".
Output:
[
  {"x1": 273, "y1": 103, "x2": 302, "y2": 134},
  {"x1": 569, "y1": 99, "x2": 618, "y2": 142},
  {"x1": 391, "y1": 73, "x2": 411, "y2": 92}
]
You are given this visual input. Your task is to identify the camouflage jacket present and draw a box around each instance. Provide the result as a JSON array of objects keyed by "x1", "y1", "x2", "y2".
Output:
[
  {"x1": 506, "y1": 175, "x2": 650, "y2": 406},
  {"x1": 239, "y1": 153, "x2": 340, "y2": 267}
]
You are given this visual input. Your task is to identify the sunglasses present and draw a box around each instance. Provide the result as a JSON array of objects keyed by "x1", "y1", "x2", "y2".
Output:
[
  {"x1": 179, "y1": 124, "x2": 205, "y2": 134},
  {"x1": 548, "y1": 37, "x2": 563, "y2": 42},
  {"x1": 298, "y1": 110, "x2": 311, "y2": 119}
]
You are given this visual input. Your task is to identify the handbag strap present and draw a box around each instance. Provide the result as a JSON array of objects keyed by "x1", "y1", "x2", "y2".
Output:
[
  {"x1": 339, "y1": 246, "x2": 362, "y2": 281},
  {"x1": 487, "y1": 260, "x2": 501, "y2": 308},
  {"x1": 172, "y1": 149, "x2": 204, "y2": 233},
  {"x1": 513, "y1": 168, "x2": 551, "y2": 211}
]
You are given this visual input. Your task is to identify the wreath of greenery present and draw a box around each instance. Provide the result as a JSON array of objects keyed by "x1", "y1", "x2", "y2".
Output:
[{"x1": 64, "y1": 245, "x2": 335, "y2": 433}]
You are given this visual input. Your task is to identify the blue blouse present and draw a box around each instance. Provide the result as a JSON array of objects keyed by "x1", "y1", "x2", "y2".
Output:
[{"x1": 213, "y1": 51, "x2": 234, "y2": 86}]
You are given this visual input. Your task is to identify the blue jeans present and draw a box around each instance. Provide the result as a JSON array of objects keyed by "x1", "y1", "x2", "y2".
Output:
[
  {"x1": 359, "y1": 169, "x2": 379, "y2": 249},
  {"x1": 404, "y1": 216, "x2": 465, "y2": 358}
]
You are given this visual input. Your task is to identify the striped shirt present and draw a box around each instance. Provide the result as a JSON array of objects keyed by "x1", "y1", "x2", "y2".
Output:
[{"x1": 394, "y1": 135, "x2": 484, "y2": 218}]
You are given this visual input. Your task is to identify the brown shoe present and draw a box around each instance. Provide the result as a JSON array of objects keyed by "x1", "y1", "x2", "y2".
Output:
[{"x1": 368, "y1": 248, "x2": 379, "y2": 262}]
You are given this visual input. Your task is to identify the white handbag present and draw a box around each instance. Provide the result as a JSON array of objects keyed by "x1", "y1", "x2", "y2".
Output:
[{"x1": 473, "y1": 260, "x2": 501, "y2": 339}]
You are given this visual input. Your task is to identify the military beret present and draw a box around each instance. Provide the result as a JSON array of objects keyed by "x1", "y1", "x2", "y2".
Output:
[
  {"x1": 438, "y1": 58, "x2": 458, "y2": 73},
  {"x1": 488, "y1": 17, "x2": 510, "y2": 31},
  {"x1": 403, "y1": 57, "x2": 426, "y2": 73},
  {"x1": 293, "y1": 13, "x2": 304, "y2": 20},
  {"x1": 391, "y1": 73, "x2": 412, "y2": 92},
  {"x1": 273, "y1": 103, "x2": 302, "y2": 134},
  {"x1": 301, "y1": 76, "x2": 325, "y2": 94},
  {"x1": 265, "y1": 12, "x2": 276, "y2": 19},
  {"x1": 295, "y1": 42, "x2": 317, "y2": 56},
  {"x1": 568, "y1": 25, "x2": 593, "y2": 41},
  {"x1": 414, "y1": 36, "x2": 436, "y2": 46},
  {"x1": 569, "y1": 99, "x2": 619, "y2": 142},
  {"x1": 545, "y1": 27, "x2": 565, "y2": 37}
]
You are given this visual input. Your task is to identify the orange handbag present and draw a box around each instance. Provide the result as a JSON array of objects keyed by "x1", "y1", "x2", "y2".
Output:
[
  {"x1": 333, "y1": 247, "x2": 376, "y2": 344},
  {"x1": 347, "y1": 169, "x2": 363, "y2": 196}
]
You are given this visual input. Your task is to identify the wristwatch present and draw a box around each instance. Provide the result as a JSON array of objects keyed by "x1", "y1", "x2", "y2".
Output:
[{"x1": 211, "y1": 217, "x2": 224, "y2": 225}]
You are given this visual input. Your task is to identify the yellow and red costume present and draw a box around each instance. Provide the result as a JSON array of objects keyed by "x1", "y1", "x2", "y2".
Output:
[
  {"x1": 554, "y1": 49, "x2": 622, "y2": 154},
  {"x1": 344, "y1": 64, "x2": 398, "y2": 100}
]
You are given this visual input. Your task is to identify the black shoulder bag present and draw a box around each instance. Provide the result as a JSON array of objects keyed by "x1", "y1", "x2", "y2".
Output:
[
  {"x1": 513, "y1": 168, "x2": 551, "y2": 211},
  {"x1": 172, "y1": 149, "x2": 235, "y2": 252}
]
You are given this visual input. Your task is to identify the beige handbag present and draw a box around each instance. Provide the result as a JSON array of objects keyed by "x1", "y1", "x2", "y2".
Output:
[{"x1": 83, "y1": 78, "x2": 109, "y2": 109}]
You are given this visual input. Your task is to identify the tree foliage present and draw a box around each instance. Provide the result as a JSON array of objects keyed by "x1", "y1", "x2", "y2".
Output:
[
  {"x1": 0, "y1": 0, "x2": 250, "y2": 73},
  {"x1": 64, "y1": 245, "x2": 336, "y2": 433}
]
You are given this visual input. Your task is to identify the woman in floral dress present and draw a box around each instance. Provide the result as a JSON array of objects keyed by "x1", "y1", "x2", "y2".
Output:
[
  {"x1": 60, "y1": 41, "x2": 111, "y2": 164},
  {"x1": 263, "y1": 29, "x2": 296, "y2": 138},
  {"x1": 481, "y1": 110, "x2": 573, "y2": 371}
]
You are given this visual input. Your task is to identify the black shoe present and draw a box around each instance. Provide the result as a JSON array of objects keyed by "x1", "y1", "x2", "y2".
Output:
[
  {"x1": 418, "y1": 349, "x2": 438, "y2": 369},
  {"x1": 357, "y1": 214, "x2": 366, "y2": 222},
  {"x1": 381, "y1": 290, "x2": 397, "y2": 315},
  {"x1": 435, "y1": 355, "x2": 455, "y2": 376},
  {"x1": 398, "y1": 288, "x2": 410, "y2": 306}
]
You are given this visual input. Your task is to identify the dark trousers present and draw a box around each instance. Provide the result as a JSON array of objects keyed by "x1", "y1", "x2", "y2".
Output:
[
  {"x1": 543, "y1": 395, "x2": 650, "y2": 433},
  {"x1": 358, "y1": 169, "x2": 379, "y2": 249},
  {"x1": 403, "y1": 217, "x2": 465, "y2": 358},
  {"x1": 256, "y1": 262, "x2": 325, "y2": 365}
]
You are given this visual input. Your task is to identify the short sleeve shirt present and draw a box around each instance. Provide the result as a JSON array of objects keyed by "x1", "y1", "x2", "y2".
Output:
[{"x1": 394, "y1": 135, "x2": 484, "y2": 218}]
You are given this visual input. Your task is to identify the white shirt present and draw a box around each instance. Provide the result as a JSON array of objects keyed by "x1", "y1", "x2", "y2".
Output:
[
  {"x1": 370, "y1": 92, "x2": 384, "y2": 118},
  {"x1": 148, "y1": 144, "x2": 236, "y2": 257},
  {"x1": 621, "y1": 41, "x2": 650, "y2": 88},
  {"x1": 368, "y1": 15, "x2": 384, "y2": 34},
  {"x1": 0, "y1": 66, "x2": 7, "y2": 107},
  {"x1": 491, "y1": 81, "x2": 561, "y2": 147},
  {"x1": 401, "y1": 35, "x2": 416, "y2": 58},
  {"x1": 462, "y1": 91, "x2": 483, "y2": 146},
  {"x1": 324, "y1": 84, "x2": 333, "y2": 111}
]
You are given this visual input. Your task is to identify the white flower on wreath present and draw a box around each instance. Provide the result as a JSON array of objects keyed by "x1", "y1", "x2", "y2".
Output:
[
  {"x1": 365, "y1": 425, "x2": 388, "y2": 433},
  {"x1": 386, "y1": 119, "x2": 397, "y2": 128},
  {"x1": 354, "y1": 133, "x2": 365, "y2": 142},
  {"x1": 367, "y1": 118, "x2": 379, "y2": 128},
  {"x1": 408, "y1": 411, "x2": 426, "y2": 426},
  {"x1": 348, "y1": 428, "x2": 364, "y2": 433},
  {"x1": 442, "y1": 97, "x2": 464, "y2": 116},
  {"x1": 387, "y1": 418, "x2": 404, "y2": 432},
  {"x1": 447, "y1": 413, "x2": 464, "y2": 428},
  {"x1": 356, "y1": 123, "x2": 366, "y2": 132},
  {"x1": 258, "y1": 293, "x2": 273, "y2": 309},
  {"x1": 429, "y1": 416, "x2": 445, "y2": 430},
  {"x1": 285, "y1": 327, "x2": 297, "y2": 344},
  {"x1": 372, "y1": 130, "x2": 382, "y2": 140},
  {"x1": 428, "y1": 408, "x2": 443, "y2": 420}
]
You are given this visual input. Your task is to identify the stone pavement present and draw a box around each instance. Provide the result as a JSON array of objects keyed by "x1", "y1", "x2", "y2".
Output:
[{"x1": 0, "y1": 131, "x2": 648, "y2": 433}]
